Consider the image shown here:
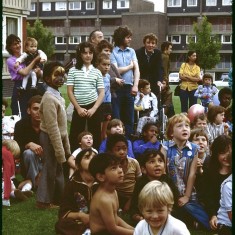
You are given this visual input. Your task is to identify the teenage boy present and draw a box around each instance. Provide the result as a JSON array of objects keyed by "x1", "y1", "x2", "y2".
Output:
[
  {"x1": 89, "y1": 153, "x2": 134, "y2": 235},
  {"x1": 161, "y1": 41, "x2": 173, "y2": 80}
]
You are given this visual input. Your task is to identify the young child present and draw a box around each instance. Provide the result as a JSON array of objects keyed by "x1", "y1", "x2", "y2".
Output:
[
  {"x1": 130, "y1": 149, "x2": 179, "y2": 225},
  {"x1": 89, "y1": 152, "x2": 134, "y2": 235},
  {"x1": 14, "y1": 37, "x2": 47, "y2": 90},
  {"x1": 134, "y1": 180, "x2": 190, "y2": 235},
  {"x1": 96, "y1": 53, "x2": 112, "y2": 140},
  {"x1": 106, "y1": 134, "x2": 142, "y2": 212},
  {"x1": 98, "y1": 118, "x2": 135, "y2": 158},
  {"x1": 36, "y1": 62, "x2": 71, "y2": 209},
  {"x1": 134, "y1": 79, "x2": 158, "y2": 135},
  {"x1": 55, "y1": 148, "x2": 99, "y2": 235},
  {"x1": 162, "y1": 113, "x2": 210, "y2": 230},
  {"x1": 2, "y1": 140, "x2": 33, "y2": 206},
  {"x1": 207, "y1": 105, "x2": 229, "y2": 143},
  {"x1": 218, "y1": 87, "x2": 232, "y2": 109},
  {"x1": 132, "y1": 122, "x2": 164, "y2": 159},
  {"x1": 67, "y1": 131, "x2": 98, "y2": 178},
  {"x1": 194, "y1": 73, "x2": 218, "y2": 112}
]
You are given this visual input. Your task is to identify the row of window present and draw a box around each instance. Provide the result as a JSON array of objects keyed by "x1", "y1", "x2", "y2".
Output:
[
  {"x1": 56, "y1": 36, "x2": 112, "y2": 44},
  {"x1": 31, "y1": 0, "x2": 129, "y2": 12},
  {"x1": 168, "y1": 0, "x2": 232, "y2": 7}
]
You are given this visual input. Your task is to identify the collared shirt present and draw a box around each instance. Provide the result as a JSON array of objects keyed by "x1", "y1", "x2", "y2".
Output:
[{"x1": 110, "y1": 46, "x2": 138, "y2": 85}]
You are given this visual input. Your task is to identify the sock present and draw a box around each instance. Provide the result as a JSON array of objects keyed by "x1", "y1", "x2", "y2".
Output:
[{"x1": 22, "y1": 183, "x2": 32, "y2": 191}]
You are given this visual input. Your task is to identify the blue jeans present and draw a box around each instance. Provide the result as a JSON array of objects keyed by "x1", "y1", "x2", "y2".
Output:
[
  {"x1": 180, "y1": 88, "x2": 198, "y2": 113},
  {"x1": 111, "y1": 85, "x2": 134, "y2": 138}
]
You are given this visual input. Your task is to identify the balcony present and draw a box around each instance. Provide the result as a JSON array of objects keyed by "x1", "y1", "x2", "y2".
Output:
[{"x1": 3, "y1": 0, "x2": 31, "y2": 12}]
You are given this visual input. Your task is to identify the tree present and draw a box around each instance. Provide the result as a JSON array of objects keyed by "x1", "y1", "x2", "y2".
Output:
[
  {"x1": 26, "y1": 19, "x2": 55, "y2": 59},
  {"x1": 188, "y1": 16, "x2": 221, "y2": 73}
]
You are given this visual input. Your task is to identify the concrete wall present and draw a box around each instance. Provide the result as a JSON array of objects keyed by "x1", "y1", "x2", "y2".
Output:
[{"x1": 129, "y1": 0, "x2": 154, "y2": 13}]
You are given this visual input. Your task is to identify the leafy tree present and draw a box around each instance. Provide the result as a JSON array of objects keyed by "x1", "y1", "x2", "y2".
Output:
[
  {"x1": 188, "y1": 16, "x2": 221, "y2": 73},
  {"x1": 26, "y1": 19, "x2": 55, "y2": 59}
]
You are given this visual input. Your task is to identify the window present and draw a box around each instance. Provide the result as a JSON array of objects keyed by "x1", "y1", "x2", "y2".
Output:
[
  {"x1": 167, "y1": 0, "x2": 181, "y2": 7},
  {"x1": 55, "y1": 2, "x2": 67, "y2": 11},
  {"x1": 117, "y1": 0, "x2": 130, "y2": 8},
  {"x1": 69, "y1": 36, "x2": 81, "y2": 44},
  {"x1": 167, "y1": 35, "x2": 181, "y2": 44},
  {"x1": 186, "y1": 35, "x2": 196, "y2": 44},
  {"x1": 42, "y1": 2, "x2": 51, "y2": 11},
  {"x1": 86, "y1": 1, "x2": 95, "y2": 10},
  {"x1": 103, "y1": 0, "x2": 112, "y2": 9},
  {"x1": 206, "y1": 0, "x2": 216, "y2": 6},
  {"x1": 221, "y1": 35, "x2": 232, "y2": 44},
  {"x1": 69, "y1": 1, "x2": 81, "y2": 10},
  {"x1": 187, "y1": 0, "x2": 197, "y2": 6},
  {"x1": 55, "y1": 37, "x2": 67, "y2": 44},
  {"x1": 222, "y1": 0, "x2": 232, "y2": 5},
  {"x1": 31, "y1": 3, "x2": 36, "y2": 11}
]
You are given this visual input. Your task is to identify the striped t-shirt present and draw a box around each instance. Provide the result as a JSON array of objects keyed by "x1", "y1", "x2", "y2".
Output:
[{"x1": 67, "y1": 65, "x2": 104, "y2": 106}]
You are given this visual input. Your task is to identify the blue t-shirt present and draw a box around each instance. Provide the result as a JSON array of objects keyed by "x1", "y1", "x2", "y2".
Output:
[{"x1": 103, "y1": 73, "x2": 111, "y2": 103}]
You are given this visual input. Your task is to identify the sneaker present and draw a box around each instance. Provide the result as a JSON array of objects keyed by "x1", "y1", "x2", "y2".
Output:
[
  {"x1": 2, "y1": 199, "x2": 10, "y2": 206},
  {"x1": 14, "y1": 189, "x2": 28, "y2": 201},
  {"x1": 22, "y1": 190, "x2": 34, "y2": 198},
  {"x1": 36, "y1": 201, "x2": 59, "y2": 209}
]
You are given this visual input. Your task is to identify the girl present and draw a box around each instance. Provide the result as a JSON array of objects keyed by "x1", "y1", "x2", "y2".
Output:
[
  {"x1": 203, "y1": 135, "x2": 232, "y2": 231},
  {"x1": 179, "y1": 50, "x2": 201, "y2": 113},
  {"x1": 55, "y1": 148, "x2": 99, "y2": 235},
  {"x1": 67, "y1": 42, "x2": 105, "y2": 152},
  {"x1": 98, "y1": 118, "x2": 135, "y2": 158},
  {"x1": 163, "y1": 114, "x2": 210, "y2": 230}
]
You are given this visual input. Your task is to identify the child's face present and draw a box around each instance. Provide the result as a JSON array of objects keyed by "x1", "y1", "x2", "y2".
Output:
[
  {"x1": 220, "y1": 94, "x2": 232, "y2": 108},
  {"x1": 142, "y1": 155, "x2": 166, "y2": 180},
  {"x1": 218, "y1": 145, "x2": 232, "y2": 168},
  {"x1": 101, "y1": 47, "x2": 111, "y2": 56},
  {"x1": 172, "y1": 121, "x2": 190, "y2": 142},
  {"x1": 47, "y1": 66, "x2": 65, "y2": 89},
  {"x1": 104, "y1": 163, "x2": 124, "y2": 184},
  {"x1": 81, "y1": 47, "x2": 93, "y2": 66},
  {"x1": 97, "y1": 59, "x2": 110, "y2": 76},
  {"x1": 111, "y1": 141, "x2": 127, "y2": 160},
  {"x1": 80, "y1": 135, "x2": 93, "y2": 149},
  {"x1": 140, "y1": 84, "x2": 151, "y2": 95},
  {"x1": 203, "y1": 77, "x2": 212, "y2": 86},
  {"x1": 161, "y1": 81, "x2": 167, "y2": 90},
  {"x1": 26, "y1": 42, "x2": 37, "y2": 54},
  {"x1": 79, "y1": 151, "x2": 96, "y2": 171},
  {"x1": 214, "y1": 112, "x2": 224, "y2": 125},
  {"x1": 143, "y1": 125, "x2": 158, "y2": 142},
  {"x1": 110, "y1": 124, "x2": 124, "y2": 135},
  {"x1": 195, "y1": 119, "x2": 207, "y2": 129},
  {"x1": 191, "y1": 135, "x2": 208, "y2": 155},
  {"x1": 142, "y1": 205, "x2": 168, "y2": 232}
]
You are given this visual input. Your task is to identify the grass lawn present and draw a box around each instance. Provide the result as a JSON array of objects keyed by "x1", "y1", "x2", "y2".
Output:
[{"x1": 3, "y1": 84, "x2": 221, "y2": 235}]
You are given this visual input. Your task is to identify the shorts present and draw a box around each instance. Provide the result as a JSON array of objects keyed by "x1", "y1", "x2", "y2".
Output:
[{"x1": 100, "y1": 103, "x2": 112, "y2": 122}]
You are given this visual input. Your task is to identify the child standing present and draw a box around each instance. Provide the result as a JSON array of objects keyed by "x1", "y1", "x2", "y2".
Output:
[
  {"x1": 134, "y1": 180, "x2": 190, "y2": 235},
  {"x1": 134, "y1": 79, "x2": 158, "y2": 135},
  {"x1": 163, "y1": 113, "x2": 210, "y2": 230},
  {"x1": 98, "y1": 118, "x2": 135, "y2": 158},
  {"x1": 67, "y1": 131, "x2": 98, "y2": 178},
  {"x1": 89, "y1": 153, "x2": 134, "y2": 235},
  {"x1": 14, "y1": 37, "x2": 47, "y2": 90},
  {"x1": 36, "y1": 62, "x2": 71, "y2": 209},
  {"x1": 106, "y1": 134, "x2": 142, "y2": 212},
  {"x1": 55, "y1": 148, "x2": 99, "y2": 235},
  {"x1": 67, "y1": 42, "x2": 104, "y2": 152},
  {"x1": 194, "y1": 74, "x2": 218, "y2": 112}
]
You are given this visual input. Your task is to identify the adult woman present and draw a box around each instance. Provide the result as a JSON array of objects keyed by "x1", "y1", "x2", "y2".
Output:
[
  {"x1": 6, "y1": 34, "x2": 41, "y2": 117},
  {"x1": 179, "y1": 50, "x2": 201, "y2": 112}
]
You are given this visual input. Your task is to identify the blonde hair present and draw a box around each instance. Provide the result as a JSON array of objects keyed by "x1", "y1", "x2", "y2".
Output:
[
  {"x1": 2, "y1": 139, "x2": 20, "y2": 158},
  {"x1": 166, "y1": 113, "x2": 190, "y2": 140},
  {"x1": 25, "y1": 37, "x2": 38, "y2": 50},
  {"x1": 138, "y1": 180, "x2": 174, "y2": 213}
]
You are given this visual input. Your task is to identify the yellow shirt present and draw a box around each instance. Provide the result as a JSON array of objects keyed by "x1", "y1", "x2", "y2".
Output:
[{"x1": 179, "y1": 62, "x2": 200, "y2": 91}]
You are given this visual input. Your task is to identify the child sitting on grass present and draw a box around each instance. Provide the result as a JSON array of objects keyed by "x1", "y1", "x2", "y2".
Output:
[
  {"x1": 89, "y1": 153, "x2": 134, "y2": 235},
  {"x1": 134, "y1": 180, "x2": 190, "y2": 235}
]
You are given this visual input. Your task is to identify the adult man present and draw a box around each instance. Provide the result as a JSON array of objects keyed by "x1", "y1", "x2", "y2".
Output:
[
  {"x1": 136, "y1": 33, "x2": 163, "y2": 96},
  {"x1": 161, "y1": 41, "x2": 173, "y2": 80},
  {"x1": 14, "y1": 95, "x2": 43, "y2": 190},
  {"x1": 89, "y1": 30, "x2": 104, "y2": 47},
  {"x1": 110, "y1": 26, "x2": 140, "y2": 138}
]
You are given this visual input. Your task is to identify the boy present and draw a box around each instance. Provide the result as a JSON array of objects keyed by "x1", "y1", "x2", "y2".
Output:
[
  {"x1": 194, "y1": 73, "x2": 218, "y2": 112},
  {"x1": 89, "y1": 153, "x2": 134, "y2": 235},
  {"x1": 134, "y1": 181, "x2": 190, "y2": 235}
]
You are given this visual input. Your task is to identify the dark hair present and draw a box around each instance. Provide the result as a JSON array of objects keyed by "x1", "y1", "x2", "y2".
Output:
[
  {"x1": 96, "y1": 39, "x2": 113, "y2": 54},
  {"x1": 42, "y1": 61, "x2": 64, "y2": 83},
  {"x1": 185, "y1": 50, "x2": 197, "y2": 63},
  {"x1": 202, "y1": 73, "x2": 213, "y2": 82},
  {"x1": 191, "y1": 113, "x2": 207, "y2": 127},
  {"x1": 138, "y1": 79, "x2": 150, "y2": 91},
  {"x1": 218, "y1": 87, "x2": 232, "y2": 102},
  {"x1": 113, "y1": 26, "x2": 132, "y2": 47},
  {"x1": 106, "y1": 119, "x2": 124, "y2": 136},
  {"x1": 143, "y1": 33, "x2": 158, "y2": 44},
  {"x1": 6, "y1": 34, "x2": 21, "y2": 55},
  {"x1": 75, "y1": 148, "x2": 96, "y2": 169},
  {"x1": 162, "y1": 78, "x2": 170, "y2": 92},
  {"x1": 138, "y1": 149, "x2": 165, "y2": 167},
  {"x1": 77, "y1": 131, "x2": 93, "y2": 145},
  {"x1": 209, "y1": 135, "x2": 232, "y2": 172},
  {"x1": 106, "y1": 133, "x2": 128, "y2": 152},
  {"x1": 189, "y1": 128, "x2": 208, "y2": 143},
  {"x1": 88, "y1": 153, "x2": 121, "y2": 179},
  {"x1": 161, "y1": 41, "x2": 172, "y2": 53},
  {"x1": 2, "y1": 98, "x2": 8, "y2": 108},
  {"x1": 207, "y1": 105, "x2": 225, "y2": 123},
  {"x1": 27, "y1": 95, "x2": 42, "y2": 108},
  {"x1": 75, "y1": 42, "x2": 96, "y2": 69},
  {"x1": 141, "y1": 122, "x2": 158, "y2": 135}
]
